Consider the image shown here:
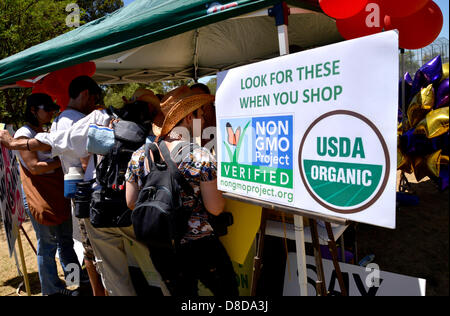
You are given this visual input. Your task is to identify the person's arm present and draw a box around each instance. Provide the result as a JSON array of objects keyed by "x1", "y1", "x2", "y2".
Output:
[
  {"x1": 34, "y1": 110, "x2": 112, "y2": 158},
  {"x1": 126, "y1": 181, "x2": 140, "y2": 211},
  {"x1": 200, "y1": 179, "x2": 225, "y2": 216},
  {"x1": 18, "y1": 146, "x2": 61, "y2": 175},
  {"x1": 125, "y1": 147, "x2": 146, "y2": 211},
  {"x1": 0, "y1": 130, "x2": 51, "y2": 151},
  {"x1": 80, "y1": 156, "x2": 90, "y2": 172}
]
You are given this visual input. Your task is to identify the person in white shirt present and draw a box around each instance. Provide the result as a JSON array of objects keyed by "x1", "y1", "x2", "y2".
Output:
[
  {"x1": 0, "y1": 87, "x2": 168, "y2": 296},
  {"x1": 1, "y1": 76, "x2": 106, "y2": 296},
  {"x1": 48, "y1": 76, "x2": 106, "y2": 296}
]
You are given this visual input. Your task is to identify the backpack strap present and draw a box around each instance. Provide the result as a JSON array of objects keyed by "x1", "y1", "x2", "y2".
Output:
[
  {"x1": 145, "y1": 142, "x2": 167, "y2": 171},
  {"x1": 170, "y1": 141, "x2": 200, "y2": 163},
  {"x1": 158, "y1": 141, "x2": 194, "y2": 197}
]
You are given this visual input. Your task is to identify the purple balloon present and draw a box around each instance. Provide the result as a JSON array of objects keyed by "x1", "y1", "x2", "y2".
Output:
[
  {"x1": 400, "y1": 129, "x2": 431, "y2": 156},
  {"x1": 433, "y1": 132, "x2": 449, "y2": 155},
  {"x1": 398, "y1": 109, "x2": 403, "y2": 123},
  {"x1": 439, "y1": 164, "x2": 449, "y2": 191},
  {"x1": 411, "y1": 55, "x2": 443, "y2": 98},
  {"x1": 400, "y1": 130, "x2": 448, "y2": 157},
  {"x1": 435, "y1": 78, "x2": 449, "y2": 109},
  {"x1": 422, "y1": 55, "x2": 443, "y2": 84},
  {"x1": 399, "y1": 72, "x2": 413, "y2": 109}
]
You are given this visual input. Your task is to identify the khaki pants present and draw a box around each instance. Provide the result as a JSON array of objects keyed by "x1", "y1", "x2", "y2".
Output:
[{"x1": 83, "y1": 220, "x2": 168, "y2": 296}]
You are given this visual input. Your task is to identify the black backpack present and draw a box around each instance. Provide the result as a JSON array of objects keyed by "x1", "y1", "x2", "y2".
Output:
[
  {"x1": 96, "y1": 101, "x2": 153, "y2": 189},
  {"x1": 131, "y1": 141, "x2": 194, "y2": 248},
  {"x1": 88, "y1": 120, "x2": 149, "y2": 228},
  {"x1": 75, "y1": 101, "x2": 155, "y2": 227}
]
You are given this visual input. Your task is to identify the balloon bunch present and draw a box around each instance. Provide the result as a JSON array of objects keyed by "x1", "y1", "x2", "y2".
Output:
[
  {"x1": 320, "y1": 0, "x2": 444, "y2": 50},
  {"x1": 16, "y1": 62, "x2": 96, "y2": 111},
  {"x1": 398, "y1": 56, "x2": 449, "y2": 190}
]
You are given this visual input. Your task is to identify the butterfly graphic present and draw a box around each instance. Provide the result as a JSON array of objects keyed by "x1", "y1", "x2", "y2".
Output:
[
  {"x1": 223, "y1": 120, "x2": 251, "y2": 163},
  {"x1": 226, "y1": 122, "x2": 241, "y2": 146}
]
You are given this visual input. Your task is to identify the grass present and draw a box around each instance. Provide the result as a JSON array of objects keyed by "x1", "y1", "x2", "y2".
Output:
[{"x1": 0, "y1": 218, "x2": 65, "y2": 296}]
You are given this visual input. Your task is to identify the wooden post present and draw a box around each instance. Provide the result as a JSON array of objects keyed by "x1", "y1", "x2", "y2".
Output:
[
  {"x1": 20, "y1": 225, "x2": 37, "y2": 255},
  {"x1": 325, "y1": 222, "x2": 348, "y2": 296},
  {"x1": 309, "y1": 219, "x2": 327, "y2": 296},
  {"x1": 293, "y1": 215, "x2": 308, "y2": 296},
  {"x1": 15, "y1": 226, "x2": 31, "y2": 296},
  {"x1": 250, "y1": 208, "x2": 267, "y2": 296}
]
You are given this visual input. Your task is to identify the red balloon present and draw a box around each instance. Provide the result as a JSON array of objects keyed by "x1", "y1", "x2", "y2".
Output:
[
  {"x1": 15, "y1": 62, "x2": 96, "y2": 111},
  {"x1": 37, "y1": 62, "x2": 97, "y2": 110},
  {"x1": 384, "y1": 1, "x2": 443, "y2": 50},
  {"x1": 319, "y1": 0, "x2": 369, "y2": 19},
  {"x1": 43, "y1": 72, "x2": 66, "y2": 97},
  {"x1": 336, "y1": 0, "x2": 384, "y2": 40},
  {"x1": 379, "y1": 0, "x2": 430, "y2": 18}
]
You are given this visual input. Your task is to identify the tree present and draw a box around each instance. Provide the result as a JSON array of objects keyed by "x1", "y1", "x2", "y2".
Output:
[
  {"x1": 0, "y1": 0, "x2": 124, "y2": 127},
  {"x1": 0, "y1": 0, "x2": 73, "y2": 127},
  {"x1": 205, "y1": 77, "x2": 217, "y2": 95},
  {"x1": 400, "y1": 50, "x2": 420, "y2": 77},
  {"x1": 103, "y1": 79, "x2": 194, "y2": 109},
  {"x1": 77, "y1": 0, "x2": 124, "y2": 22}
]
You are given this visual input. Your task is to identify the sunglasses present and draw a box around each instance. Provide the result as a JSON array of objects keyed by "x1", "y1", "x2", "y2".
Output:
[{"x1": 37, "y1": 105, "x2": 59, "y2": 112}]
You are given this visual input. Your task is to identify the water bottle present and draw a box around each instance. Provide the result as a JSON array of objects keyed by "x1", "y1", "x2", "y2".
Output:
[
  {"x1": 74, "y1": 180, "x2": 94, "y2": 218},
  {"x1": 64, "y1": 167, "x2": 84, "y2": 198}
]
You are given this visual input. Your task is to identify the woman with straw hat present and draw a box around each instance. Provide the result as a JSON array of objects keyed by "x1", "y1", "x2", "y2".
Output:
[{"x1": 125, "y1": 86, "x2": 238, "y2": 296}]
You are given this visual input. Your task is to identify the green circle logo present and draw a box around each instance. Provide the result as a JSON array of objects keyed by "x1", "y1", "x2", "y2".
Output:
[{"x1": 298, "y1": 111, "x2": 390, "y2": 214}]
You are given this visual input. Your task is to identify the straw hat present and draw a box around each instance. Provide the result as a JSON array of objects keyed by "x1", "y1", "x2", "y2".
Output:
[{"x1": 152, "y1": 85, "x2": 214, "y2": 137}]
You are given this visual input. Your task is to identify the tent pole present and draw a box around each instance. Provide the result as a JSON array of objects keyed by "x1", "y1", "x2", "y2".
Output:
[
  {"x1": 193, "y1": 29, "x2": 200, "y2": 82},
  {"x1": 272, "y1": 1, "x2": 308, "y2": 297},
  {"x1": 277, "y1": 24, "x2": 289, "y2": 56}
]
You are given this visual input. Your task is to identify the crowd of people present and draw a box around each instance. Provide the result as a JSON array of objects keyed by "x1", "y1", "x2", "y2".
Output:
[{"x1": 0, "y1": 76, "x2": 238, "y2": 296}]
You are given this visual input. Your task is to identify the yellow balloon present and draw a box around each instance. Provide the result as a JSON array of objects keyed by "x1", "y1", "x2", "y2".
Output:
[
  {"x1": 407, "y1": 84, "x2": 435, "y2": 128},
  {"x1": 413, "y1": 157, "x2": 428, "y2": 182},
  {"x1": 442, "y1": 63, "x2": 449, "y2": 81},
  {"x1": 414, "y1": 106, "x2": 449, "y2": 138},
  {"x1": 425, "y1": 150, "x2": 449, "y2": 178},
  {"x1": 397, "y1": 148, "x2": 410, "y2": 171}
]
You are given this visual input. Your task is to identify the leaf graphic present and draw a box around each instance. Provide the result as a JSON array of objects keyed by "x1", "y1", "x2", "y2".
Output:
[
  {"x1": 224, "y1": 141, "x2": 234, "y2": 163},
  {"x1": 234, "y1": 120, "x2": 251, "y2": 163}
]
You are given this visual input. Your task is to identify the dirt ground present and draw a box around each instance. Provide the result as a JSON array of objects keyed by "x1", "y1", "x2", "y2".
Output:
[
  {"x1": 1, "y1": 173, "x2": 448, "y2": 296},
  {"x1": 0, "y1": 218, "x2": 65, "y2": 296}
]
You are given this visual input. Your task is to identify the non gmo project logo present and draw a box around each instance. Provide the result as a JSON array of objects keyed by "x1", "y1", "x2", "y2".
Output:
[{"x1": 298, "y1": 110, "x2": 390, "y2": 214}]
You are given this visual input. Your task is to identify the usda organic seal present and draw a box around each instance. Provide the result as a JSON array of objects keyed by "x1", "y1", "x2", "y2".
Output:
[{"x1": 299, "y1": 110, "x2": 390, "y2": 214}]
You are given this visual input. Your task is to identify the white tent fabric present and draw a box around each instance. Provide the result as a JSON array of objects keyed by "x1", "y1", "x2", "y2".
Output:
[{"x1": 92, "y1": 6, "x2": 341, "y2": 84}]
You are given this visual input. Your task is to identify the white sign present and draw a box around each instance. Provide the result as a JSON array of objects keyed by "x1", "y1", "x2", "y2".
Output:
[
  {"x1": 0, "y1": 143, "x2": 27, "y2": 257},
  {"x1": 216, "y1": 31, "x2": 399, "y2": 229},
  {"x1": 283, "y1": 253, "x2": 426, "y2": 296}
]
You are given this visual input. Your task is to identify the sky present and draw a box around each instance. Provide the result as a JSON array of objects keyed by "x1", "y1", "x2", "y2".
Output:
[{"x1": 435, "y1": 0, "x2": 449, "y2": 39}]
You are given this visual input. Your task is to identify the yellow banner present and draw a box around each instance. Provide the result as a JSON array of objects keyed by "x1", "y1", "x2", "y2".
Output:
[{"x1": 219, "y1": 199, "x2": 262, "y2": 265}]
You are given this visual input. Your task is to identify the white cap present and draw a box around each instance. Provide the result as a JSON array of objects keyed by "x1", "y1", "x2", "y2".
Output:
[{"x1": 65, "y1": 167, "x2": 84, "y2": 180}]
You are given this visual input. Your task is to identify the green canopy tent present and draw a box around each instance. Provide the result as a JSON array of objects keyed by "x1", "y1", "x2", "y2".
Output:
[
  {"x1": 0, "y1": 0, "x2": 341, "y2": 87},
  {"x1": 0, "y1": 0, "x2": 346, "y2": 296}
]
